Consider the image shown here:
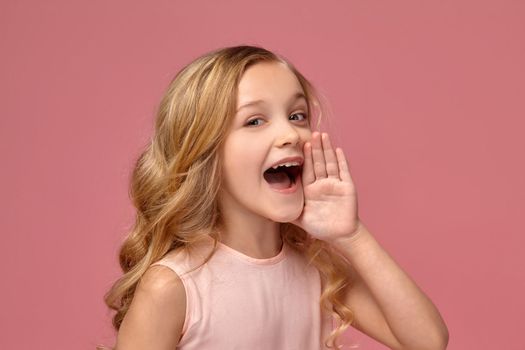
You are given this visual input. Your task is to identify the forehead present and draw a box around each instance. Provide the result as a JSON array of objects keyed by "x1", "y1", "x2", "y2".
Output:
[{"x1": 236, "y1": 62, "x2": 305, "y2": 109}]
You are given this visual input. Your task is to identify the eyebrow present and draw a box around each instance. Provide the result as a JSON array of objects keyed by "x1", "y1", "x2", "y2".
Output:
[{"x1": 236, "y1": 91, "x2": 307, "y2": 113}]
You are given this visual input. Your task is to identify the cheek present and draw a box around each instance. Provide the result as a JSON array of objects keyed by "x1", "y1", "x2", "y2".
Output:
[
  {"x1": 301, "y1": 129, "x2": 313, "y2": 144},
  {"x1": 222, "y1": 139, "x2": 262, "y2": 181}
]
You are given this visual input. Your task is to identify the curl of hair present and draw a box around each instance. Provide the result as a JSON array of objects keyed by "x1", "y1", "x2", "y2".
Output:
[{"x1": 99, "y1": 45, "x2": 356, "y2": 350}]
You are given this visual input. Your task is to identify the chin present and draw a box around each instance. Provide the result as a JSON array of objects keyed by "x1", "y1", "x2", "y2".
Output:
[{"x1": 269, "y1": 205, "x2": 304, "y2": 223}]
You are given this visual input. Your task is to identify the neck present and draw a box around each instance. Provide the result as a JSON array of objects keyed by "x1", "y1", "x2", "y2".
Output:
[{"x1": 217, "y1": 198, "x2": 283, "y2": 259}]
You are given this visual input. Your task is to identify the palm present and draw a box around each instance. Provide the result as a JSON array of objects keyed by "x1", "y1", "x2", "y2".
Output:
[{"x1": 291, "y1": 132, "x2": 361, "y2": 242}]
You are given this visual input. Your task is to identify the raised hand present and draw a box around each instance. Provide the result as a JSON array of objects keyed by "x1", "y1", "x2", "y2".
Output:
[{"x1": 291, "y1": 131, "x2": 363, "y2": 242}]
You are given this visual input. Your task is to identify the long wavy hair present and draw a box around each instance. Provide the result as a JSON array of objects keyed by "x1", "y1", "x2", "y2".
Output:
[{"x1": 100, "y1": 45, "x2": 356, "y2": 349}]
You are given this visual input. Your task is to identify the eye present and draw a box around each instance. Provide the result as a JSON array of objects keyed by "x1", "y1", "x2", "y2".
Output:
[
  {"x1": 245, "y1": 118, "x2": 264, "y2": 127},
  {"x1": 290, "y1": 113, "x2": 307, "y2": 122}
]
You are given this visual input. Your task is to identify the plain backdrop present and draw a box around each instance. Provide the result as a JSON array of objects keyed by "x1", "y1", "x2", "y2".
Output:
[{"x1": 1, "y1": 0, "x2": 524, "y2": 349}]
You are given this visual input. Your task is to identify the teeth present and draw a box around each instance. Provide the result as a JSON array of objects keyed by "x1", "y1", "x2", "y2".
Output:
[{"x1": 271, "y1": 162, "x2": 300, "y2": 169}]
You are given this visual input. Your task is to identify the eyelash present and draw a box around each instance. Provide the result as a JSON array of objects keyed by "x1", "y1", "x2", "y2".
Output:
[{"x1": 245, "y1": 113, "x2": 308, "y2": 127}]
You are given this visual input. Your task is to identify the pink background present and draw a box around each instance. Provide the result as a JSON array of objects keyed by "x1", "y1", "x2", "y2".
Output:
[{"x1": 1, "y1": 0, "x2": 523, "y2": 349}]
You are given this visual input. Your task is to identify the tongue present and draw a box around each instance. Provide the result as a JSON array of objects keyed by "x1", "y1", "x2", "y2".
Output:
[{"x1": 263, "y1": 171, "x2": 291, "y2": 189}]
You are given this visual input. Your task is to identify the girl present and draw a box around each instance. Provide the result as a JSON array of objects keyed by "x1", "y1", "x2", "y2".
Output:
[{"x1": 101, "y1": 45, "x2": 449, "y2": 350}]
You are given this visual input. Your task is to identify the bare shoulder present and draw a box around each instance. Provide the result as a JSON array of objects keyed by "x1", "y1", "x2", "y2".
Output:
[
  {"x1": 139, "y1": 263, "x2": 186, "y2": 299},
  {"x1": 115, "y1": 264, "x2": 186, "y2": 350}
]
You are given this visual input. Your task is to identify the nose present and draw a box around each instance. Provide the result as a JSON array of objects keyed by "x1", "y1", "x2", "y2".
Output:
[{"x1": 275, "y1": 120, "x2": 301, "y2": 148}]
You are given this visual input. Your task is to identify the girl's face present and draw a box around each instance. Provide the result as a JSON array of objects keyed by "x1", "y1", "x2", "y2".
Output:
[{"x1": 219, "y1": 61, "x2": 312, "y2": 223}]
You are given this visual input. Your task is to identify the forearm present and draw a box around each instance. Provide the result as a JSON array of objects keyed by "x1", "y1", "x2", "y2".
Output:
[{"x1": 331, "y1": 223, "x2": 449, "y2": 350}]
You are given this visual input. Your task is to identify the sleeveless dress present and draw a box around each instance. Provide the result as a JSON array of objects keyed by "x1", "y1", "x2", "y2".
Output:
[{"x1": 151, "y1": 238, "x2": 334, "y2": 349}]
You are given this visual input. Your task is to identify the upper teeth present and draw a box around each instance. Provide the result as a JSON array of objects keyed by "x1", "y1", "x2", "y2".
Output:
[{"x1": 272, "y1": 162, "x2": 300, "y2": 169}]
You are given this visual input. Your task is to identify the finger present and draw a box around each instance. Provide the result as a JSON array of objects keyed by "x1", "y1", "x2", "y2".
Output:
[
  {"x1": 335, "y1": 147, "x2": 354, "y2": 183},
  {"x1": 301, "y1": 141, "x2": 315, "y2": 186},
  {"x1": 321, "y1": 133, "x2": 339, "y2": 179},
  {"x1": 311, "y1": 131, "x2": 327, "y2": 179}
]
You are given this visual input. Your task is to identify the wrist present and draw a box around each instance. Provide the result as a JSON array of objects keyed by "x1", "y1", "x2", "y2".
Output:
[
  {"x1": 335, "y1": 221, "x2": 367, "y2": 242},
  {"x1": 329, "y1": 222, "x2": 372, "y2": 258}
]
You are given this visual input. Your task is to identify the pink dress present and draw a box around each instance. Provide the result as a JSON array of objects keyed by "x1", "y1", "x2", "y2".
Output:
[{"x1": 151, "y1": 238, "x2": 334, "y2": 349}]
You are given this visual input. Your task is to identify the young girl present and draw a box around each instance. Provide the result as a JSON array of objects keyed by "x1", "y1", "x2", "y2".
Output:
[{"x1": 101, "y1": 45, "x2": 449, "y2": 350}]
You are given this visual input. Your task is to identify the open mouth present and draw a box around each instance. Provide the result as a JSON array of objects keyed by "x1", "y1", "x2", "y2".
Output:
[{"x1": 263, "y1": 164, "x2": 302, "y2": 190}]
